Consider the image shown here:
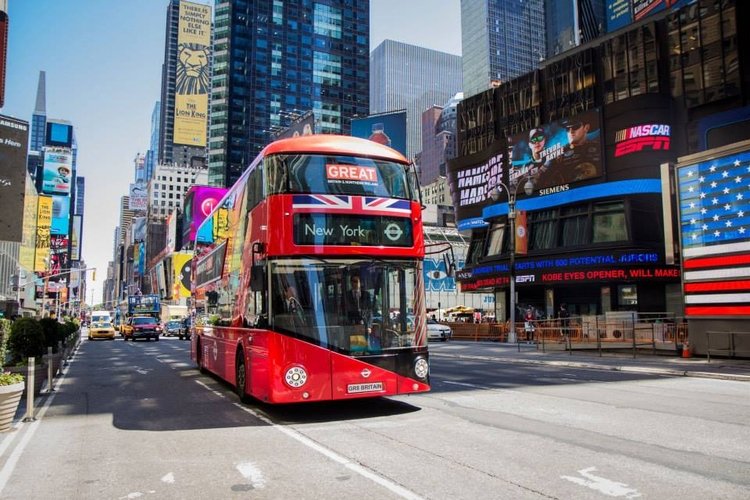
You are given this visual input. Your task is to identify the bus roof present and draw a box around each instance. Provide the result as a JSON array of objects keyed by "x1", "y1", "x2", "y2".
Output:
[{"x1": 261, "y1": 135, "x2": 409, "y2": 164}]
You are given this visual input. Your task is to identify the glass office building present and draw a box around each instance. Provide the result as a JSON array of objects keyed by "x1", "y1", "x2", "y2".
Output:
[
  {"x1": 461, "y1": 0, "x2": 546, "y2": 97},
  {"x1": 208, "y1": 0, "x2": 370, "y2": 187}
]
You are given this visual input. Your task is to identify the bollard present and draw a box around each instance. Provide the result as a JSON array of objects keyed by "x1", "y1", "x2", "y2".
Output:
[
  {"x1": 23, "y1": 357, "x2": 36, "y2": 422},
  {"x1": 46, "y1": 347, "x2": 55, "y2": 392}
]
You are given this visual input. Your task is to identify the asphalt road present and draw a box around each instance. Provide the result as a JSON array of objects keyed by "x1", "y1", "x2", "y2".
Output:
[{"x1": 0, "y1": 335, "x2": 748, "y2": 499}]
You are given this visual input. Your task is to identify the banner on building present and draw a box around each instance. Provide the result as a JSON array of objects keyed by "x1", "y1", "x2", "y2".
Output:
[
  {"x1": 70, "y1": 215, "x2": 82, "y2": 261},
  {"x1": 515, "y1": 210, "x2": 528, "y2": 255},
  {"x1": 273, "y1": 110, "x2": 316, "y2": 140},
  {"x1": 41, "y1": 149, "x2": 73, "y2": 195},
  {"x1": 129, "y1": 182, "x2": 148, "y2": 211},
  {"x1": 34, "y1": 195, "x2": 53, "y2": 272},
  {"x1": 0, "y1": 115, "x2": 30, "y2": 242},
  {"x1": 351, "y1": 110, "x2": 407, "y2": 156},
  {"x1": 174, "y1": 1, "x2": 211, "y2": 147},
  {"x1": 20, "y1": 174, "x2": 39, "y2": 271},
  {"x1": 49, "y1": 235, "x2": 69, "y2": 277}
]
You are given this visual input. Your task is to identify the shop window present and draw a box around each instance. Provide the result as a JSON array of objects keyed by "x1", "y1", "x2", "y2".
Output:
[
  {"x1": 485, "y1": 220, "x2": 507, "y2": 257},
  {"x1": 559, "y1": 205, "x2": 589, "y2": 247},
  {"x1": 592, "y1": 202, "x2": 627, "y2": 243},
  {"x1": 528, "y1": 209, "x2": 557, "y2": 251},
  {"x1": 466, "y1": 229, "x2": 487, "y2": 266}
]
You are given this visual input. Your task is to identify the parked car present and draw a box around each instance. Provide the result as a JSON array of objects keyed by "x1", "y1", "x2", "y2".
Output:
[
  {"x1": 164, "y1": 320, "x2": 183, "y2": 337},
  {"x1": 121, "y1": 315, "x2": 162, "y2": 341},
  {"x1": 426, "y1": 318, "x2": 452, "y2": 342},
  {"x1": 88, "y1": 320, "x2": 116, "y2": 340}
]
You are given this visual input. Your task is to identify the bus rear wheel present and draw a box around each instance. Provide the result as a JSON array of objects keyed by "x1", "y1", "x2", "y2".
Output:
[{"x1": 235, "y1": 349, "x2": 251, "y2": 404}]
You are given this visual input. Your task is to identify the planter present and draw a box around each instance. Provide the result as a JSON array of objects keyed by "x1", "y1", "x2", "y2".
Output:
[
  {"x1": 0, "y1": 382, "x2": 25, "y2": 432},
  {"x1": 4, "y1": 364, "x2": 47, "y2": 398}
]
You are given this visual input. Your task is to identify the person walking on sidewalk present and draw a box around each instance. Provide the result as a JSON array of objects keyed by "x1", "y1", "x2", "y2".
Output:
[
  {"x1": 524, "y1": 305, "x2": 536, "y2": 341},
  {"x1": 558, "y1": 303, "x2": 570, "y2": 342}
]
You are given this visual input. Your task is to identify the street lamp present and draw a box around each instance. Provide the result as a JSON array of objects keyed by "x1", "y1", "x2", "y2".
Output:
[{"x1": 490, "y1": 178, "x2": 534, "y2": 343}]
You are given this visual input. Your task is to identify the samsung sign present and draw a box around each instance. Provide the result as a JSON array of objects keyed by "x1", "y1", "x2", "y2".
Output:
[{"x1": 614, "y1": 123, "x2": 671, "y2": 157}]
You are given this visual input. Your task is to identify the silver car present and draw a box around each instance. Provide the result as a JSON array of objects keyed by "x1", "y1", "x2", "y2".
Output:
[{"x1": 426, "y1": 318, "x2": 452, "y2": 342}]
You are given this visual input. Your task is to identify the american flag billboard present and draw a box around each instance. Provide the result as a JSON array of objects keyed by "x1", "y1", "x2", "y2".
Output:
[{"x1": 677, "y1": 148, "x2": 750, "y2": 317}]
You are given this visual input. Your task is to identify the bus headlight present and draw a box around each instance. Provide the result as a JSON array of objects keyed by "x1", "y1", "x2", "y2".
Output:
[
  {"x1": 284, "y1": 366, "x2": 308, "y2": 388},
  {"x1": 414, "y1": 357, "x2": 429, "y2": 380}
]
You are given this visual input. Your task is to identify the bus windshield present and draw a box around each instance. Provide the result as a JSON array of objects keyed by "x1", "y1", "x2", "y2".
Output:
[
  {"x1": 266, "y1": 154, "x2": 418, "y2": 201},
  {"x1": 270, "y1": 258, "x2": 425, "y2": 355}
]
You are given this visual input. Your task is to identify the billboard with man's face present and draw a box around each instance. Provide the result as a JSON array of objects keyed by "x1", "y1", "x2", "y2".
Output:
[{"x1": 507, "y1": 108, "x2": 603, "y2": 195}]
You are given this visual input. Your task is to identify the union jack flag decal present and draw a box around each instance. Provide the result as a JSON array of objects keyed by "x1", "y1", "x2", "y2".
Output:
[{"x1": 292, "y1": 195, "x2": 411, "y2": 217}]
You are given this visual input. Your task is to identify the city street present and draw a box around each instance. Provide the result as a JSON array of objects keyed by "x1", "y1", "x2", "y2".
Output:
[{"x1": 0, "y1": 334, "x2": 748, "y2": 499}]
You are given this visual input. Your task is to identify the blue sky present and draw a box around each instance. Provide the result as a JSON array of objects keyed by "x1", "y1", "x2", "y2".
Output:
[{"x1": 2, "y1": 0, "x2": 461, "y2": 305}]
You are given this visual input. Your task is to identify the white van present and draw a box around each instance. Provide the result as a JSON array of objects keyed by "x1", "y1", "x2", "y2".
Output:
[{"x1": 90, "y1": 310, "x2": 112, "y2": 326}]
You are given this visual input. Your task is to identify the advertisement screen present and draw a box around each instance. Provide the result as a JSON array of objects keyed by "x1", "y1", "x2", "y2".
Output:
[
  {"x1": 677, "y1": 148, "x2": 750, "y2": 317},
  {"x1": 45, "y1": 122, "x2": 73, "y2": 148},
  {"x1": 49, "y1": 235, "x2": 69, "y2": 276},
  {"x1": 172, "y1": 252, "x2": 192, "y2": 298},
  {"x1": 507, "y1": 108, "x2": 603, "y2": 195},
  {"x1": 632, "y1": 0, "x2": 665, "y2": 21},
  {"x1": 273, "y1": 110, "x2": 315, "y2": 140},
  {"x1": 447, "y1": 139, "x2": 505, "y2": 231},
  {"x1": 0, "y1": 115, "x2": 30, "y2": 242},
  {"x1": 34, "y1": 195, "x2": 52, "y2": 272},
  {"x1": 20, "y1": 175, "x2": 38, "y2": 270},
  {"x1": 351, "y1": 111, "x2": 408, "y2": 157},
  {"x1": 70, "y1": 215, "x2": 82, "y2": 261},
  {"x1": 174, "y1": 1, "x2": 211, "y2": 147},
  {"x1": 42, "y1": 149, "x2": 73, "y2": 195},
  {"x1": 50, "y1": 194, "x2": 71, "y2": 235},
  {"x1": 183, "y1": 186, "x2": 227, "y2": 244}
]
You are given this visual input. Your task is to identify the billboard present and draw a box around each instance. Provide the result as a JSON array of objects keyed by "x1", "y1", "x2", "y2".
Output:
[
  {"x1": 70, "y1": 215, "x2": 82, "y2": 261},
  {"x1": 606, "y1": 0, "x2": 632, "y2": 32},
  {"x1": 129, "y1": 182, "x2": 148, "y2": 211},
  {"x1": 50, "y1": 194, "x2": 71, "y2": 235},
  {"x1": 507, "y1": 108, "x2": 603, "y2": 195},
  {"x1": 606, "y1": 0, "x2": 696, "y2": 33},
  {"x1": 173, "y1": 252, "x2": 192, "y2": 298},
  {"x1": 0, "y1": 115, "x2": 30, "y2": 242},
  {"x1": 447, "y1": 139, "x2": 505, "y2": 231},
  {"x1": 35, "y1": 195, "x2": 52, "y2": 272},
  {"x1": 677, "y1": 147, "x2": 750, "y2": 317},
  {"x1": 351, "y1": 111, "x2": 407, "y2": 157},
  {"x1": 273, "y1": 110, "x2": 315, "y2": 140},
  {"x1": 20, "y1": 174, "x2": 38, "y2": 271},
  {"x1": 183, "y1": 186, "x2": 227, "y2": 244},
  {"x1": 49, "y1": 235, "x2": 69, "y2": 276},
  {"x1": 174, "y1": 1, "x2": 211, "y2": 147},
  {"x1": 41, "y1": 149, "x2": 73, "y2": 195}
]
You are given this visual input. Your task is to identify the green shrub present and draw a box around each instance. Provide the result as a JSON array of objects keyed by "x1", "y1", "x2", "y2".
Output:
[
  {"x1": 39, "y1": 317, "x2": 62, "y2": 352},
  {"x1": 8, "y1": 318, "x2": 46, "y2": 365},
  {"x1": 0, "y1": 319, "x2": 11, "y2": 368},
  {"x1": 0, "y1": 372, "x2": 24, "y2": 386}
]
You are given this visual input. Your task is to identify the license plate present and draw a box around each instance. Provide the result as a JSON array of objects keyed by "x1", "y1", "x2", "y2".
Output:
[{"x1": 347, "y1": 382, "x2": 384, "y2": 394}]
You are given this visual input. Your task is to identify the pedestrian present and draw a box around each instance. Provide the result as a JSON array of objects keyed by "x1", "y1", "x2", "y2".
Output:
[
  {"x1": 524, "y1": 305, "x2": 535, "y2": 341},
  {"x1": 558, "y1": 303, "x2": 570, "y2": 341}
]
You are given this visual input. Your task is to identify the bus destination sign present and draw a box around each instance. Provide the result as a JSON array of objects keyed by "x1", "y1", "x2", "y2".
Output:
[{"x1": 294, "y1": 213, "x2": 412, "y2": 247}]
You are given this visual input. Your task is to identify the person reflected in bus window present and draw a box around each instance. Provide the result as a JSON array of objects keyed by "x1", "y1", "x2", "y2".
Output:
[
  {"x1": 284, "y1": 285, "x2": 303, "y2": 316},
  {"x1": 345, "y1": 275, "x2": 373, "y2": 332}
]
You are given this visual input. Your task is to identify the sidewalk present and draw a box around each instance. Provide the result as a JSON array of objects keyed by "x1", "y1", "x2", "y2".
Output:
[{"x1": 431, "y1": 341, "x2": 750, "y2": 382}]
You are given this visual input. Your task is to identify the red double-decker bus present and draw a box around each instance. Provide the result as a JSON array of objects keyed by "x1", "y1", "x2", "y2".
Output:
[{"x1": 190, "y1": 135, "x2": 430, "y2": 403}]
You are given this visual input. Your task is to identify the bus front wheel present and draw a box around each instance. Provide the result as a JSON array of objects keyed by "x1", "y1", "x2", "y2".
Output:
[{"x1": 235, "y1": 349, "x2": 251, "y2": 404}]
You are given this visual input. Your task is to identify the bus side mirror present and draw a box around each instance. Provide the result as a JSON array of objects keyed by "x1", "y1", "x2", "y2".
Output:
[{"x1": 250, "y1": 265, "x2": 265, "y2": 291}]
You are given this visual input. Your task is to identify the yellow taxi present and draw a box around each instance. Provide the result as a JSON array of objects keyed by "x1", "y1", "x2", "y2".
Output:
[{"x1": 88, "y1": 320, "x2": 116, "y2": 340}]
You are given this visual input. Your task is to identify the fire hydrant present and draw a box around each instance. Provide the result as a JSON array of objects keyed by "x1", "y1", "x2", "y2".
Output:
[{"x1": 681, "y1": 340, "x2": 692, "y2": 358}]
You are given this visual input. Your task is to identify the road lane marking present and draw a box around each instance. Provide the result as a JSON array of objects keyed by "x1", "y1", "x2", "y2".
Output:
[
  {"x1": 161, "y1": 472, "x2": 175, "y2": 484},
  {"x1": 236, "y1": 462, "x2": 266, "y2": 489},
  {"x1": 561, "y1": 466, "x2": 641, "y2": 498},
  {"x1": 191, "y1": 374, "x2": 424, "y2": 499}
]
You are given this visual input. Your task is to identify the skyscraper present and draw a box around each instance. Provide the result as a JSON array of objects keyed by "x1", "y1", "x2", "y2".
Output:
[
  {"x1": 146, "y1": 101, "x2": 161, "y2": 181},
  {"x1": 27, "y1": 71, "x2": 46, "y2": 181},
  {"x1": 208, "y1": 0, "x2": 370, "y2": 187},
  {"x1": 158, "y1": 0, "x2": 211, "y2": 169},
  {"x1": 461, "y1": 0, "x2": 546, "y2": 97},
  {"x1": 370, "y1": 40, "x2": 463, "y2": 161}
]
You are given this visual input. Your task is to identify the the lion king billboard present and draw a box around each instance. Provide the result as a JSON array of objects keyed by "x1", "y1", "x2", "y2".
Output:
[{"x1": 174, "y1": 1, "x2": 211, "y2": 147}]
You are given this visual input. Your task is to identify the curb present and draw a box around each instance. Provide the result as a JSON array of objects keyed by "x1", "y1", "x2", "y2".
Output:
[{"x1": 430, "y1": 352, "x2": 750, "y2": 382}]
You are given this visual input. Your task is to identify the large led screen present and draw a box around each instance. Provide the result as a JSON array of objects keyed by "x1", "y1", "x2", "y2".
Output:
[
  {"x1": 351, "y1": 111, "x2": 407, "y2": 157},
  {"x1": 507, "y1": 108, "x2": 603, "y2": 195},
  {"x1": 174, "y1": 1, "x2": 211, "y2": 147},
  {"x1": 50, "y1": 194, "x2": 71, "y2": 235},
  {"x1": 183, "y1": 186, "x2": 227, "y2": 244},
  {"x1": 677, "y1": 148, "x2": 750, "y2": 317}
]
